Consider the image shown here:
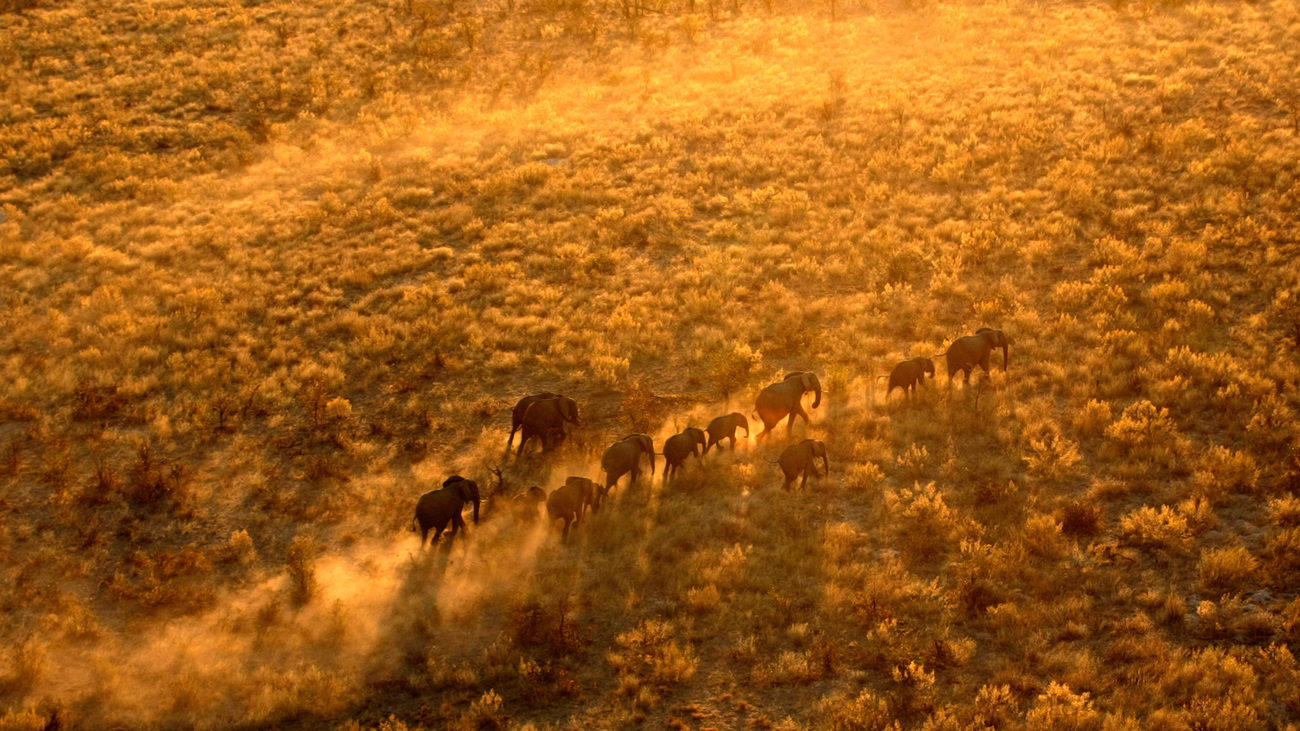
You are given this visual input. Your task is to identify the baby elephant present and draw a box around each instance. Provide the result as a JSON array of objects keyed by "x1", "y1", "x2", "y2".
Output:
[
  {"x1": 547, "y1": 477, "x2": 599, "y2": 541},
  {"x1": 704, "y1": 412, "x2": 750, "y2": 454},
  {"x1": 662, "y1": 427, "x2": 707, "y2": 480},
  {"x1": 508, "y1": 486, "x2": 547, "y2": 523},
  {"x1": 777, "y1": 439, "x2": 828, "y2": 491},
  {"x1": 887, "y1": 357, "x2": 935, "y2": 402}
]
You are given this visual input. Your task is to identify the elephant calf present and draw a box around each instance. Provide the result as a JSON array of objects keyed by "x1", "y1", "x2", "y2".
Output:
[
  {"x1": 662, "y1": 427, "x2": 707, "y2": 480},
  {"x1": 412, "y1": 475, "x2": 481, "y2": 548},
  {"x1": 508, "y1": 486, "x2": 547, "y2": 523},
  {"x1": 547, "y1": 477, "x2": 598, "y2": 541},
  {"x1": 704, "y1": 412, "x2": 749, "y2": 454},
  {"x1": 777, "y1": 439, "x2": 828, "y2": 491},
  {"x1": 887, "y1": 357, "x2": 935, "y2": 402}
]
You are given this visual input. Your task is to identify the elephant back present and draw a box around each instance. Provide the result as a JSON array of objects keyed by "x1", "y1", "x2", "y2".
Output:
[{"x1": 600, "y1": 443, "x2": 623, "y2": 472}]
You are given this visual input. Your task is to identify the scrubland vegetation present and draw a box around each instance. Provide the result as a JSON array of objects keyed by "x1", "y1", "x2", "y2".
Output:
[{"x1": 4, "y1": 0, "x2": 1300, "y2": 727}]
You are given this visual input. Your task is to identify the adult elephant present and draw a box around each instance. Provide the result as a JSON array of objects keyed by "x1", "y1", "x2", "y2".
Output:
[
  {"x1": 601, "y1": 434, "x2": 655, "y2": 502},
  {"x1": 704, "y1": 412, "x2": 749, "y2": 454},
  {"x1": 754, "y1": 372, "x2": 821, "y2": 440},
  {"x1": 777, "y1": 439, "x2": 827, "y2": 491},
  {"x1": 508, "y1": 392, "x2": 561, "y2": 448},
  {"x1": 945, "y1": 328, "x2": 1008, "y2": 385},
  {"x1": 887, "y1": 357, "x2": 935, "y2": 402},
  {"x1": 412, "y1": 475, "x2": 481, "y2": 548},
  {"x1": 516, "y1": 396, "x2": 580, "y2": 457},
  {"x1": 546, "y1": 476, "x2": 598, "y2": 541},
  {"x1": 662, "y1": 427, "x2": 707, "y2": 480}
]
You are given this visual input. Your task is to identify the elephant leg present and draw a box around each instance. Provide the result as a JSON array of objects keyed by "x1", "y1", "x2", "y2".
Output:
[
  {"x1": 516, "y1": 430, "x2": 530, "y2": 458},
  {"x1": 433, "y1": 526, "x2": 445, "y2": 545},
  {"x1": 562, "y1": 517, "x2": 571, "y2": 541},
  {"x1": 801, "y1": 470, "x2": 809, "y2": 490},
  {"x1": 794, "y1": 404, "x2": 811, "y2": 426},
  {"x1": 420, "y1": 527, "x2": 430, "y2": 548},
  {"x1": 785, "y1": 411, "x2": 797, "y2": 434}
]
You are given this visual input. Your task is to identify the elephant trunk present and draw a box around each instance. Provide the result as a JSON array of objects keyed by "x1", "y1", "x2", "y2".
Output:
[
  {"x1": 649, "y1": 450, "x2": 656, "y2": 476},
  {"x1": 811, "y1": 381, "x2": 822, "y2": 409},
  {"x1": 471, "y1": 496, "x2": 480, "y2": 524},
  {"x1": 1001, "y1": 343, "x2": 1008, "y2": 371},
  {"x1": 822, "y1": 454, "x2": 829, "y2": 477}
]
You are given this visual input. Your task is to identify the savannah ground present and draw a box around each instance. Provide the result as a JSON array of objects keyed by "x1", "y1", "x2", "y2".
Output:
[{"x1": 3, "y1": 0, "x2": 1300, "y2": 728}]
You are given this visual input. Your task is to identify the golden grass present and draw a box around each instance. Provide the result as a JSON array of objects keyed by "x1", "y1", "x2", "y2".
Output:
[{"x1": 3, "y1": 0, "x2": 1300, "y2": 727}]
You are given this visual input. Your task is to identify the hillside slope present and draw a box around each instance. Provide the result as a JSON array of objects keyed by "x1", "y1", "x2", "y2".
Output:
[{"x1": 3, "y1": 0, "x2": 1300, "y2": 728}]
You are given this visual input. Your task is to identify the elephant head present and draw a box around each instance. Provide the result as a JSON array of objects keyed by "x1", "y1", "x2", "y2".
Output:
[
  {"x1": 444, "y1": 475, "x2": 481, "y2": 524},
  {"x1": 785, "y1": 372, "x2": 823, "y2": 409},
  {"x1": 556, "y1": 396, "x2": 581, "y2": 426},
  {"x1": 918, "y1": 357, "x2": 936, "y2": 378},
  {"x1": 807, "y1": 440, "x2": 828, "y2": 477},
  {"x1": 628, "y1": 433, "x2": 656, "y2": 475},
  {"x1": 975, "y1": 328, "x2": 1008, "y2": 370}
]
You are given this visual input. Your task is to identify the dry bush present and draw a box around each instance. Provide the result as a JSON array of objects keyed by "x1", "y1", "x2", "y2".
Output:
[
  {"x1": 1119, "y1": 505, "x2": 1193, "y2": 554},
  {"x1": 607, "y1": 620, "x2": 697, "y2": 691},
  {"x1": 1024, "y1": 683, "x2": 1101, "y2": 731},
  {"x1": 1198, "y1": 546, "x2": 1259, "y2": 597}
]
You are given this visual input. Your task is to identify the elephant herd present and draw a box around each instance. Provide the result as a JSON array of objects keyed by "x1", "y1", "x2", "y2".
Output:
[{"x1": 412, "y1": 328, "x2": 1009, "y2": 547}]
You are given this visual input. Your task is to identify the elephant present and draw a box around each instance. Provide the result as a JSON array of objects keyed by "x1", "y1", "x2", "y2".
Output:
[
  {"x1": 412, "y1": 475, "x2": 481, "y2": 547},
  {"x1": 601, "y1": 434, "x2": 656, "y2": 501},
  {"x1": 546, "y1": 476, "x2": 599, "y2": 540},
  {"x1": 508, "y1": 392, "x2": 560, "y2": 448},
  {"x1": 777, "y1": 439, "x2": 828, "y2": 491},
  {"x1": 515, "y1": 396, "x2": 580, "y2": 457},
  {"x1": 945, "y1": 328, "x2": 1008, "y2": 385},
  {"x1": 508, "y1": 486, "x2": 547, "y2": 523},
  {"x1": 754, "y1": 372, "x2": 822, "y2": 439},
  {"x1": 662, "y1": 427, "x2": 707, "y2": 480},
  {"x1": 887, "y1": 357, "x2": 935, "y2": 402},
  {"x1": 704, "y1": 412, "x2": 750, "y2": 454}
]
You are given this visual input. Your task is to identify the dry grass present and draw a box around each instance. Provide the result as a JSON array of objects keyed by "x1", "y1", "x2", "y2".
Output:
[{"x1": 3, "y1": 0, "x2": 1300, "y2": 727}]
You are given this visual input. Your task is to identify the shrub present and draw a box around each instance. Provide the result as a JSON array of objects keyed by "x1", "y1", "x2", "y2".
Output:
[
  {"x1": 1119, "y1": 505, "x2": 1192, "y2": 554},
  {"x1": 820, "y1": 690, "x2": 899, "y2": 731},
  {"x1": 887, "y1": 483, "x2": 967, "y2": 561},
  {"x1": 607, "y1": 620, "x2": 697, "y2": 689},
  {"x1": 1198, "y1": 546, "x2": 1259, "y2": 597},
  {"x1": 1024, "y1": 683, "x2": 1101, "y2": 731}
]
